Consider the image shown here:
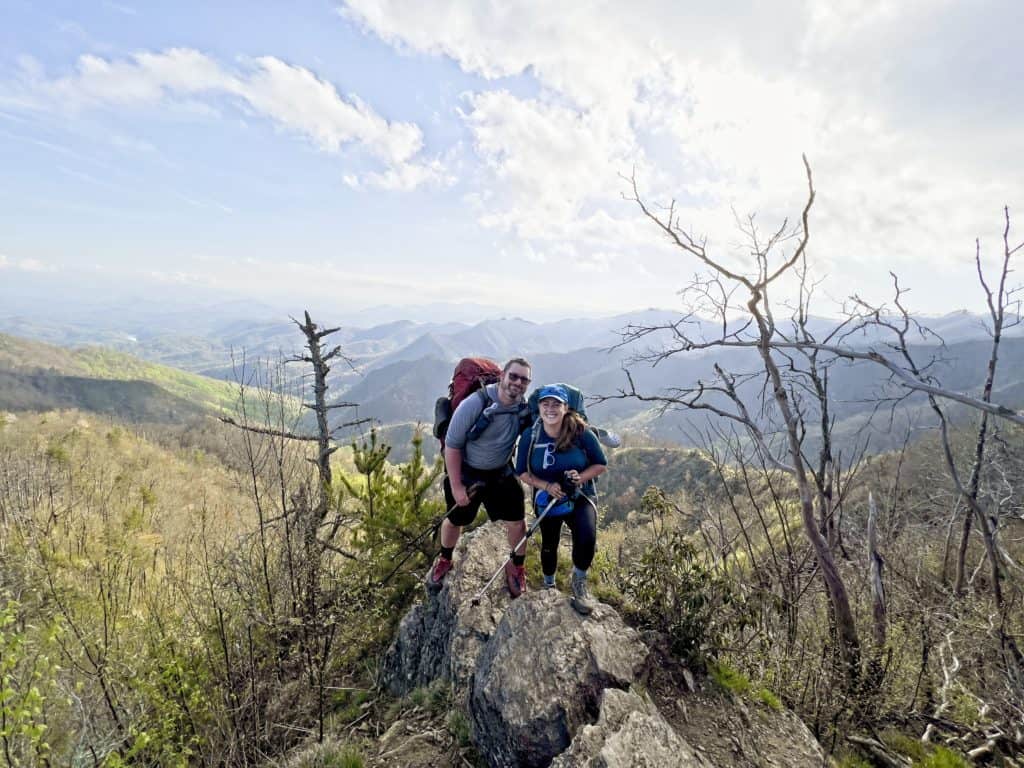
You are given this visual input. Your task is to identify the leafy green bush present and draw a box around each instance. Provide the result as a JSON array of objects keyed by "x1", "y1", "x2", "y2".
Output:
[
  {"x1": 446, "y1": 709, "x2": 472, "y2": 747},
  {"x1": 332, "y1": 688, "x2": 373, "y2": 723},
  {"x1": 882, "y1": 730, "x2": 927, "y2": 762},
  {"x1": 709, "y1": 661, "x2": 751, "y2": 695},
  {"x1": 0, "y1": 597, "x2": 65, "y2": 765},
  {"x1": 341, "y1": 429, "x2": 444, "y2": 594},
  {"x1": 919, "y1": 746, "x2": 970, "y2": 768},
  {"x1": 427, "y1": 679, "x2": 449, "y2": 713},
  {"x1": 619, "y1": 489, "x2": 739, "y2": 667},
  {"x1": 755, "y1": 687, "x2": 781, "y2": 710},
  {"x1": 44, "y1": 442, "x2": 69, "y2": 464}
]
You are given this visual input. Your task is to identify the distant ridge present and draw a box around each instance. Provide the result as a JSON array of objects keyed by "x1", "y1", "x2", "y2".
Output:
[
  {"x1": 0, "y1": 332, "x2": 241, "y2": 419},
  {"x1": 0, "y1": 369, "x2": 206, "y2": 423}
]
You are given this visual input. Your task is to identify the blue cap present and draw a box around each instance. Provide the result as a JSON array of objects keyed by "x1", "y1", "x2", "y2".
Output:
[{"x1": 537, "y1": 384, "x2": 569, "y2": 404}]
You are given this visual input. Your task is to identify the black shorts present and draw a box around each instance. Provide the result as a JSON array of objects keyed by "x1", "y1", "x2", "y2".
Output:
[{"x1": 444, "y1": 465, "x2": 525, "y2": 526}]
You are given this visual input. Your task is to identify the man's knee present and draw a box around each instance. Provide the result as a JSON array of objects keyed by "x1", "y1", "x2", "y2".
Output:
[{"x1": 447, "y1": 505, "x2": 477, "y2": 527}]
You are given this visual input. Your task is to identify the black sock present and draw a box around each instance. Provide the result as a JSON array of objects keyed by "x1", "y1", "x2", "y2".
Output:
[
  {"x1": 440, "y1": 546, "x2": 454, "y2": 560},
  {"x1": 511, "y1": 554, "x2": 525, "y2": 566}
]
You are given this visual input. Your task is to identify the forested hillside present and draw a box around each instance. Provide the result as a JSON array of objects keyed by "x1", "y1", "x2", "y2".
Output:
[
  {"x1": 0, "y1": 332, "x2": 242, "y2": 418},
  {"x1": 1, "y1": 296, "x2": 1021, "y2": 767},
  {"x1": 3, "y1": 397, "x2": 1021, "y2": 766},
  {"x1": 3, "y1": 249, "x2": 1024, "y2": 765}
]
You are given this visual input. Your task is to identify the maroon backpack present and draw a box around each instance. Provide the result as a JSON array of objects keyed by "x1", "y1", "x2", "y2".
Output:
[{"x1": 433, "y1": 357, "x2": 502, "y2": 447}]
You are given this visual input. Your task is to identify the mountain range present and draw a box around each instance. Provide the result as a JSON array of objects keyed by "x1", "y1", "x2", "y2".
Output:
[{"x1": 2, "y1": 298, "x2": 1022, "y2": 459}]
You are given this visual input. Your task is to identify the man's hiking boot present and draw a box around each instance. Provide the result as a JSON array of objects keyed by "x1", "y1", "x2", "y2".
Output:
[
  {"x1": 543, "y1": 574, "x2": 556, "y2": 589},
  {"x1": 570, "y1": 570, "x2": 595, "y2": 615},
  {"x1": 426, "y1": 556, "x2": 453, "y2": 592},
  {"x1": 505, "y1": 561, "x2": 527, "y2": 598}
]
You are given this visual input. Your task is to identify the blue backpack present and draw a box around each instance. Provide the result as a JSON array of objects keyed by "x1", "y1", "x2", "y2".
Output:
[{"x1": 526, "y1": 382, "x2": 587, "y2": 422}]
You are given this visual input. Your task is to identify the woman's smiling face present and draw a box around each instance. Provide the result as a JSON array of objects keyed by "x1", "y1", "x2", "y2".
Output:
[{"x1": 539, "y1": 397, "x2": 567, "y2": 424}]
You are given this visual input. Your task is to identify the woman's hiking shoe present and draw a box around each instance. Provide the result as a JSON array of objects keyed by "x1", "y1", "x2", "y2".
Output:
[
  {"x1": 570, "y1": 571, "x2": 595, "y2": 615},
  {"x1": 426, "y1": 556, "x2": 453, "y2": 592},
  {"x1": 505, "y1": 562, "x2": 527, "y2": 598}
]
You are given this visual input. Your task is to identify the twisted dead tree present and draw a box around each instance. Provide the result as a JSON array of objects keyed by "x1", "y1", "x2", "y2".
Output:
[
  {"x1": 951, "y1": 213, "x2": 1022, "y2": 598},
  {"x1": 616, "y1": 160, "x2": 1023, "y2": 697},
  {"x1": 617, "y1": 158, "x2": 863, "y2": 686},
  {"x1": 220, "y1": 310, "x2": 370, "y2": 743}
]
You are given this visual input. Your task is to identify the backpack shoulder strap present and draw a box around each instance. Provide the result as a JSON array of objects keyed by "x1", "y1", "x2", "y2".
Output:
[
  {"x1": 527, "y1": 416, "x2": 543, "y2": 473},
  {"x1": 476, "y1": 386, "x2": 493, "y2": 408}
]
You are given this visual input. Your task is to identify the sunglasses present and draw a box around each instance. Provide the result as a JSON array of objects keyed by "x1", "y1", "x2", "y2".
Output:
[{"x1": 506, "y1": 372, "x2": 531, "y2": 384}]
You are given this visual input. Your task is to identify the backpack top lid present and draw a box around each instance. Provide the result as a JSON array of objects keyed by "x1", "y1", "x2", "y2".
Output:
[{"x1": 449, "y1": 357, "x2": 502, "y2": 412}]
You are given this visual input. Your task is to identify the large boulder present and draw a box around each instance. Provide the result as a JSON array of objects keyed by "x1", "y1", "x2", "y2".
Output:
[
  {"x1": 469, "y1": 589, "x2": 648, "y2": 768},
  {"x1": 380, "y1": 522, "x2": 513, "y2": 700},
  {"x1": 379, "y1": 521, "x2": 825, "y2": 768},
  {"x1": 551, "y1": 688, "x2": 714, "y2": 768}
]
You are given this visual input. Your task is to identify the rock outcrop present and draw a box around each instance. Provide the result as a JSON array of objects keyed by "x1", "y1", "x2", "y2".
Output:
[
  {"x1": 550, "y1": 688, "x2": 713, "y2": 768},
  {"x1": 470, "y1": 590, "x2": 647, "y2": 767},
  {"x1": 381, "y1": 522, "x2": 512, "y2": 700},
  {"x1": 381, "y1": 521, "x2": 825, "y2": 768}
]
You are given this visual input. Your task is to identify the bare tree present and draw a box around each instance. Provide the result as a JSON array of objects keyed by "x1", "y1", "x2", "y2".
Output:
[
  {"x1": 615, "y1": 159, "x2": 1024, "y2": 741},
  {"x1": 617, "y1": 158, "x2": 863, "y2": 684},
  {"x1": 951, "y1": 212, "x2": 1022, "y2": 598},
  {"x1": 219, "y1": 310, "x2": 369, "y2": 743}
]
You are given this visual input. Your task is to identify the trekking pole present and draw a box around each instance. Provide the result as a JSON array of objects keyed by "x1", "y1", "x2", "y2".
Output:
[
  {"x1": 377, "y1": 482, "x2": 485, "y2": 587},
  {"x1": 469, "y1": 493, "x2": 561, "y2": 606}
]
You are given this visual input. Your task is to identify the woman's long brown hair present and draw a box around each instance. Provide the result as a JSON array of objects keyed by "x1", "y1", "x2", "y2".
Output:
[{"x1": 555, "y1": 410, "x2": 586, "y2": 452}]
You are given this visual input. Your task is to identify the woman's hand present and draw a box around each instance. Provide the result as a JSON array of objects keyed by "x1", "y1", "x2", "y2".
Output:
[
  {"x1": 564, "y1": 470, "x2": 581, "y2": 487},
  {"x1": 546, "y1": 480, "x2": 566, "y2": 499},
  {"x1": 522, "y1": 472, "x2": 566, "y2": 500}
]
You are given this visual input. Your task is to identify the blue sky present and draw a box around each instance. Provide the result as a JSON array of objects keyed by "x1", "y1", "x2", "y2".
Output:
[{"x1": 1, "y1": 0, "x2": 1022, "y2": 320}]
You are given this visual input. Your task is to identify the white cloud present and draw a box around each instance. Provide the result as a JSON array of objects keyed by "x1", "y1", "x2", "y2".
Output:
[
  {"x1": 343, "y1": 0, "x2": 1023, "y2": 312},
  {"x1": 464, "y1": 90, "x2": 633, "y2": 239},
  {"x1": 147, "y1": 269, "x2": 210, "y2": 285},
  {"x1": 172, "y1": 191, "x2": 234, "y2": 214},
  {"x1": 103, "y1": 1, "x2": 137, "y2": 15},
  {"x1": 0, "y1": 255, "x2": 58, "y2": 273},
  {"x1": 108, "y1": 133, "x2": 158, "y2": 153},
  {"x1": 363, "y1": 157, "x2": 455, "y2": 191},
  {"x1": 238, "y1": 56, "x2": 422, "y2": 167},
  {"x1": 4, "y1": 48, "x2": 446, "y2": 190}
]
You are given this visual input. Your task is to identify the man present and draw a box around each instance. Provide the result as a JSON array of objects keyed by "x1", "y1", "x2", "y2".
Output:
[{"x1": 427, "y1": 357, "x2": 532, "y2": 597}]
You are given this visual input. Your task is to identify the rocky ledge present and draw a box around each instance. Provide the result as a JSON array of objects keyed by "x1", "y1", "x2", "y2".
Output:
[{"x1": 381, "y1": 522, "x2": 825, "y2": 768}]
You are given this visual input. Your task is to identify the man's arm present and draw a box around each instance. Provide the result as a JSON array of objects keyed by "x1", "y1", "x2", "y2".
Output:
[
  {"x1": 444, "y1": 392, "x2": 487, "y2": 507},
  {"x1": 444, "y1": 445, "x2": 471, "y2": 506}
]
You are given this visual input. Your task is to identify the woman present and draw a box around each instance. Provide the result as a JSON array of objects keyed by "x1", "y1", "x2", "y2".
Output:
[{"x1": 515, "y1": 384, "x2": 608, "y2": 615}]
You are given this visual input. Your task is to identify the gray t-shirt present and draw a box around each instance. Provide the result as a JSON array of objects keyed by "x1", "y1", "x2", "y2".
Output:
[{"x1": 445, "y1": 383, "x2": 525, "y2": 471}]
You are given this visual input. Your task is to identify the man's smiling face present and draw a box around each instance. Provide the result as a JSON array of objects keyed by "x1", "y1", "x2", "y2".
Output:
[{"x1": 500, "y1": 363, "x2": 531, "y2": 402}]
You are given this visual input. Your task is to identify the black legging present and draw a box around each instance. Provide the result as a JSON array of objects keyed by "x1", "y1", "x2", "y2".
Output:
[{"x1": 538, "y1": 495, "x2": 597, "y2": 575}]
